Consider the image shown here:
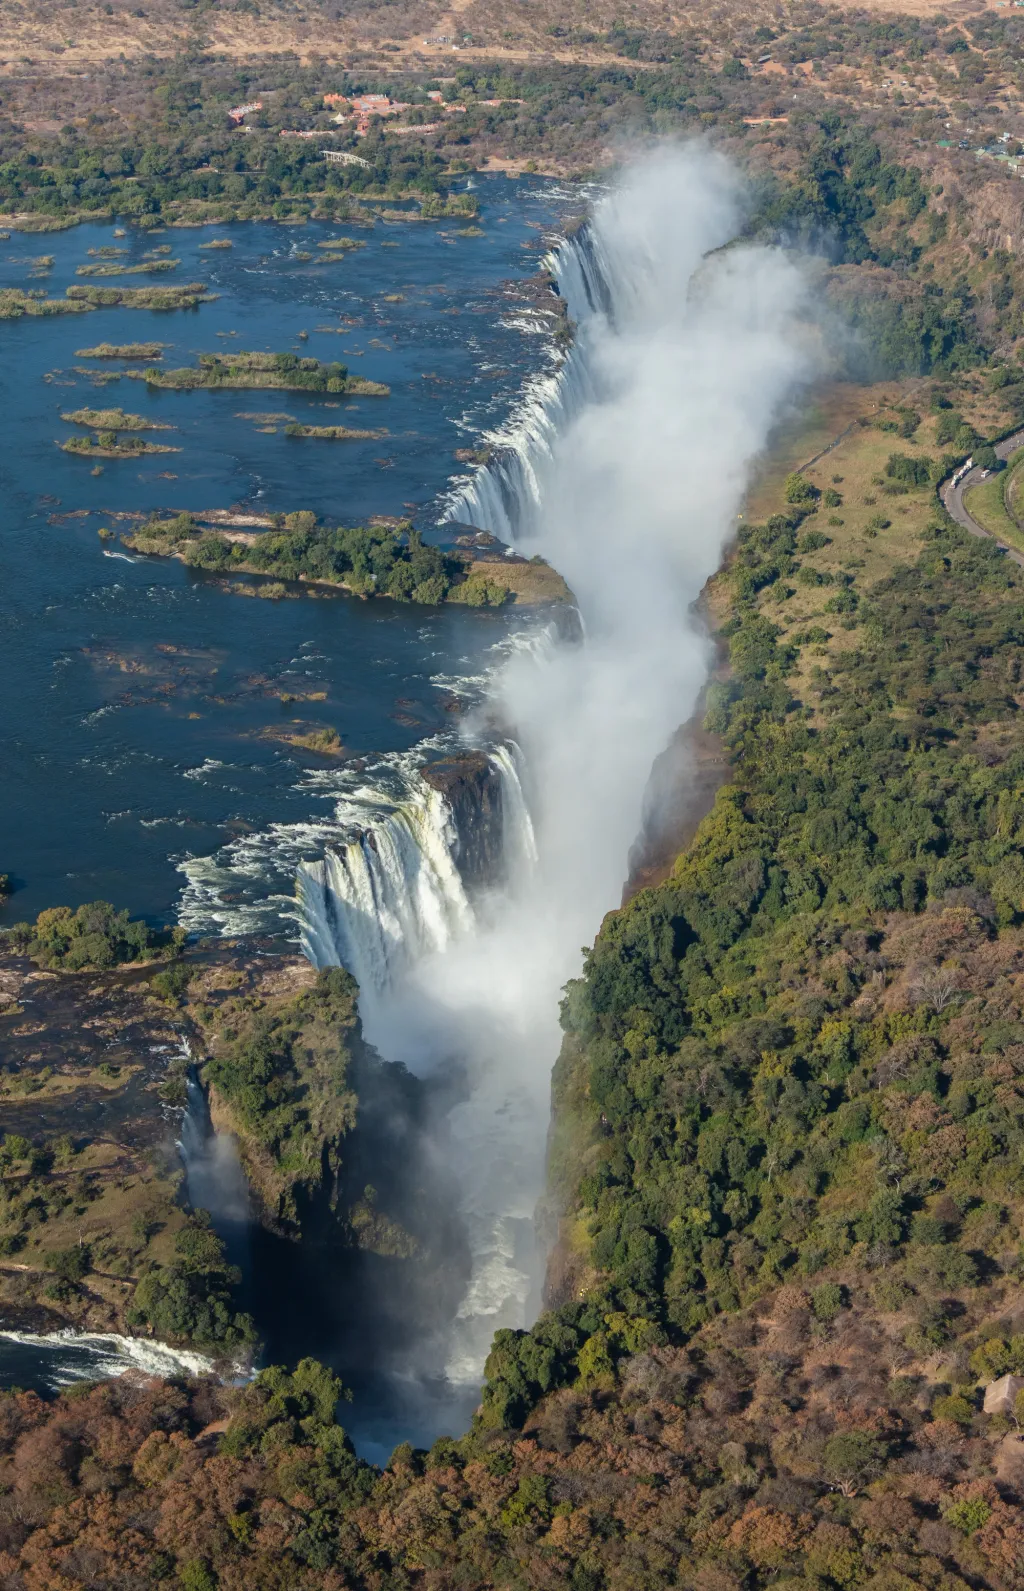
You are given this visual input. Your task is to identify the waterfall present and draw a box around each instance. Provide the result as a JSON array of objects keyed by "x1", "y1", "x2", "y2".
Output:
[
  {"x1": 546, "y1": 220, "x2": 617, "y2": 323},
  {"x1": 297, "y1": 777, "x2": 474, "y2": 988},
  {"x1": 347, "y1": 147, "x2": 814, "y2": 1406},
  {"x1": 296, "y1": 749, "x2": 535, "y2": 991},
  {"x1": 443, "y1": 364, "x2": 586, "y2": 542},
  {"x1": 177, "y1": 1066, "x2": 250, "y2": 1233},
  {"x1": 491, "y1": 741, "x2": 538, "y2": 880},
  {"x1": 442, "y1": 223, "x2": 612, "y2": 542}
]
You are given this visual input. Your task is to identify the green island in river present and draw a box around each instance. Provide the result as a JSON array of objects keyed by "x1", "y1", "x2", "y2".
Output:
[
  {"x1": 61, "y1": 435, "x2": 181, "y2": 458},
  {"x1": 60, "y1": 407, "x2": 171, "y2": 431},
  {"x1": 123, "y1": 511, "x2": 573, "y2": 607},
  {"x1": 134, "y1": 349, "x2": 389, "y2": 397},
  {"x1": 0, "y1": 283, "x2": 213, "y2": 317},
  {"x1": 74, "y1": 341, "x2": 166, "y2": 358}
]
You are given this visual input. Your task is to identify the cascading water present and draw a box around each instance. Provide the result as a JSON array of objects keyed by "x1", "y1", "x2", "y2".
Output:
[
  {"x1": 0, "y1": 1329, "x2": 218, "y2": 1393},
  {"x1": 443, "y1": 364, "x2": 586, "y2": 543},
  {"x1": 441, "y1": 220, "x2": 613, "y2": 544},
  {"x1": 298, "y1": 745, "x2": 538, "y2": 988},
  {"x1": 297, "y1": 780, "x2": 474, "y2": 994},
  {"x1": 177, "y1": 1061, "x2": 250, "y2": 1248},
  {"x1": 327, "y1": 145, "x2": 816, "y2": 1401},
  {"x1": 491, "y1": 742, "x2": 538, "y2": 878}
]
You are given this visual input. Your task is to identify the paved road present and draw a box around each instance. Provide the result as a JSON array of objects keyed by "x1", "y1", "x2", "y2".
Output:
[{"x1": 940, "y1": 426, "x2": 1024, "y2": 568}]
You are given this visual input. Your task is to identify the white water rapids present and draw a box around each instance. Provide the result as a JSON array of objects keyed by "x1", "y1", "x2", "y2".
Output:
[{"x1": 301, "y1": 145, "x2": 816, "y2": 1388}]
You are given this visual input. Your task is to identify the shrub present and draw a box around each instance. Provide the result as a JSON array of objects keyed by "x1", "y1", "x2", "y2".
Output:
[
  {"x1": 49, "y1": 1245, "x2": 91, "y2": 1282},
  {"x1": 885, "y1": 452, "x2": 932, "y2": 487},
  {"x1": 823, "y1": 1430, "x2": 886, "y2": 1496},
  {"x1": 932, "y1": 1393, "x2": 976, "y2": 1425},
  {"x1": 811, "y1": 1282, "x2": 844, "y2": 1322},
  {"x1": 178, "y1": 1561, "x2": 218, "y2": 1591},
  {"x1": 1, "y1": 902, "x2": 184, "y2": 971},
  {"x1": 784, "y1": 472, "x2": 820, "y2": 506},
  {"x1": 945, "y1": 1496, "x2": 993, "y2": 1534}
]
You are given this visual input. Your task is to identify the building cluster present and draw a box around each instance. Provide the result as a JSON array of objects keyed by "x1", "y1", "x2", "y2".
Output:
[
  {"x1": 318, "y1": 90, "x2": 522, "y2": 138},
  {"x1": 227, "y1": 88, "x2": 525, "y2": 143},
  {"x1": 227, "y1": 100, "x2": 262, "y2": 125}
]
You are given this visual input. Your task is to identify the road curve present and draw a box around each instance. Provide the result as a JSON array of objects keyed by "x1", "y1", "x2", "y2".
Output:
[{"x1": 940, "y1": 426, "x2": 1024, "y2": 568}]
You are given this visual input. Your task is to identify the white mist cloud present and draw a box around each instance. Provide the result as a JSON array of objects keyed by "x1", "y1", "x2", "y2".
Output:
[{"x1": 361, "y1": 143, "x2": 816, "y2": 1385}]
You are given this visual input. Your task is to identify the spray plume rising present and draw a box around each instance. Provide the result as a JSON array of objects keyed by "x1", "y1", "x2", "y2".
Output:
[{"x1": 306, "y1": 143, "x2": 815, "y2": 1395}]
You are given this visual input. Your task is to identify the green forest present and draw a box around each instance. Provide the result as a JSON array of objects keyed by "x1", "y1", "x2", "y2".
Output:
[{"x1": 489, "y1": 509, "x2": 1024, "y2": 1420}]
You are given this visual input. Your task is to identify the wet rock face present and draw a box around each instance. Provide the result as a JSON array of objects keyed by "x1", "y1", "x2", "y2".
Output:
[{"x1": 421, "y1": 753, "x2": 504, "y2": 890}]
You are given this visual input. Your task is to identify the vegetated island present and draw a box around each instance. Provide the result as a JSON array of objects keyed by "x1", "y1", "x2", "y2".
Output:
[
  {"x1": 316, "y1": 236, "x2": 366, "y2": 252},
  {"x1": 0, "y1": 288, "x2": 92, "y2": 318},
  {"x1": 75, "y1": 341, "x2": 166, "y2": 358},
  {"x1": 283, "y1": 422, "x2": 387, "y2": 440},
  {"x1": 134, "y1": 349, "x2": 389, "y2": 396},
  {"x1": 60, "y1": 406, "x2": 171, "y2": 431},
  {"x1": 69, "y1": 282, "x2": 213, "y2": 310},
  {"x1": 67, "y1": 281, "x2": 213, "y2": 309},
  {"x1": 1, "y1": 284, "x2": 212, "y2": 315},
  {"x1": 75, "y1": 258, "x2": 179, "y2": 277},
  {"x1": 123, "y1": 510, "x2": 572, "y2": 607},
  {"x1": 61, "y1": 431, "x2": 180, "y2": 458}
]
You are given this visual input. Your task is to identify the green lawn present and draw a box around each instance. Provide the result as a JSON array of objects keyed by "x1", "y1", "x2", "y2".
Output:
[{"x1": 964, "y1": 451, "x2": 1024, "y2": 553}]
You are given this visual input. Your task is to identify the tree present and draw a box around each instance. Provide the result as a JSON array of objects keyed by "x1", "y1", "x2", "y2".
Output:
[
  {"x1": 49, "y1": 1245, "x2": 90, "y2": 1282},
  {"x1": 823, "y1": 1430, "x2": 886, "y2": 1496},
  {"x1": 784, "y1": 472, "x2": 820, "y2": 506}
]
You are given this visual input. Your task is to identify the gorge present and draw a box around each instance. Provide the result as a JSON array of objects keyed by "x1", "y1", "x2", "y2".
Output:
[
  {"x1": 0, "y1": 147, "x2": 817, "y2": 1448},
  {"x1": 290, "y1": 143, "x2": 817, "y2": 1424}
]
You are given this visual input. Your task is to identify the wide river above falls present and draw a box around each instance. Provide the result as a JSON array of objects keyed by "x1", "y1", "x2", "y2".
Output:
[
  {"x1": 0, "y1": 175, "x2": 571, "y2": 930},
  {"x1": 0, "y1": 176, "x2": 578, "y2": 1452}
]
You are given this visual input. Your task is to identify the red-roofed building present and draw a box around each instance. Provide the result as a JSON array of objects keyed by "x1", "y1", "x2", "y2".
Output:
[{"x1": 351, "y1": 94, "x2": 394, "y2": 115}]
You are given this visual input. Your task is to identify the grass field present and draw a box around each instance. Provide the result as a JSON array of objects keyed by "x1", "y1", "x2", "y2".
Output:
[
  {"x1": 964, "y1": 448, "x2": 1024, "y2": 556},
  {"x1": 728, "y1": 379, "x2": 974, "y2": 721}
]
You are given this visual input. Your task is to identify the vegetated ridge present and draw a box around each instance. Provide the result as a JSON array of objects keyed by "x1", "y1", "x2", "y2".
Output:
[{"x1": 0, "y1": 914, "x2": 439, "y2": 1351}]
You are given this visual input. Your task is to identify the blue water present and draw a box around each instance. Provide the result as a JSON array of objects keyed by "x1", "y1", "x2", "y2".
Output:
[{"x1": 0, "y1": 176, "x2": 568, "y2": 925}]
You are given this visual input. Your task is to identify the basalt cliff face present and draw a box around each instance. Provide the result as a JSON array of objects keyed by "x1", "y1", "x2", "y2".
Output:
[{"x1": 421, "y1": 754, "x2": 506, "y2": 893}]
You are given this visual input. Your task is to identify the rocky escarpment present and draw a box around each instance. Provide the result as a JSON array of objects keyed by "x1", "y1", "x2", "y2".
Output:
[
  {"x1": 421, "y1": 752, "x2": 506, "y2": 892},
  {"x1": 0, "y1": 942, "x2": 471, "y2": 1368},
  {"x1": 0, "y1": 945, "x2": 249, "y2": 1349}
]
